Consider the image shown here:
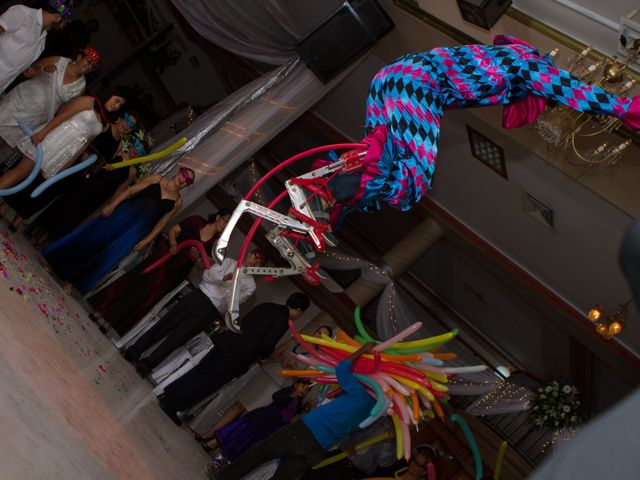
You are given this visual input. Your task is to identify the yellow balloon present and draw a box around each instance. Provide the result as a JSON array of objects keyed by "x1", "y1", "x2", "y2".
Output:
[
  {"x1": 388, "y1": 374, "x2": 421, "y2": 391},
  {"x1": 392, "y1": 329, "x2": 458, "y2": 349},
  {"x1": 109, "y1": 137, "x2": 188, "y2": 169},
  {"x1": 418, "y1": 387, "x2": 435, "y2": 402},
  {"x1": 429, "y1": 380, "x2": 449, "y2": 393},
  {"x1": 494, "y1": 440, "x2": 509, "y2": 480},
  {"x1": 422, "y1": 370, "x2": 449, "y2": 384},
  {"x1": 312, "y1": 432, "x2": 393, "y2": 469},
  {"x1": 391, "y1": 413, "x2": 403, "y2": 460}
]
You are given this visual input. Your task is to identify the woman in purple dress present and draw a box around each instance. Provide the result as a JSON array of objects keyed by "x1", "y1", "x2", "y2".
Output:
[
  {"x1": 88, "y1": 209, "x2": 230, "y2": 336},
  {"x1": 205, "y1": 380, "x2": 311, "y2": 471}
]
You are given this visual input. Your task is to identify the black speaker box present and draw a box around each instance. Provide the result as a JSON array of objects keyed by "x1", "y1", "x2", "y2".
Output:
[
  {"x1": 350, "y1": 0, "x2": 395, "y2": 40},
  {"x1": 457, "y1": 0, "x2": 512, "y2": 29},
  {"x1": 296, "y1": 2, "x2": 393, "y2": 83}
]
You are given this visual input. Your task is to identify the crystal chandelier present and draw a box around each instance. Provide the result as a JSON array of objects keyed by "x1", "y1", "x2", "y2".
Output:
[{"x1": 536, "y1": 42, "x2": 640, "y2": 168}]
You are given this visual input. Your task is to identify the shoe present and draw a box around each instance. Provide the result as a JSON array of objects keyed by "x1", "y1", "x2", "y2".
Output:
[
  {"x1": 201, "y1": 441, "x2": 212, "y2": 453},
  {"x1": 123, "y1": 348, "x2": 139, "y2": 363},
  {"x1": 88, "y1": 313, "x2": 100, "y2": 323},
  {"x1": 98, "y1": 325, "x2": 109, "y2": 334},
  {"x1": 159, "y1": 401, "x2": 182, "y2": 426},
  {"x1": 135, "y1": 361, "x2": 151, "y2": 379},
  {"x1": 286, "y1": 180, "x2": 337, "y2": 248},
  {"x1": 205, "y1": 463, "x2": 219, "y2": 480}
]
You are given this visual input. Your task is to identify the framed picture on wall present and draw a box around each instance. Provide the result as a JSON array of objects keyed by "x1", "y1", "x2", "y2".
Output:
[{"x1": 466, "y1": 125, "x2": 507, "y2": 179}]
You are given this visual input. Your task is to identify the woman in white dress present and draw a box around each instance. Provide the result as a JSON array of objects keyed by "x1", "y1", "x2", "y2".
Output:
[
  {"x1": 0, "y1": 89, "x2": 128, "y2": 189},
  {"x1": 0, "y1": 46, "x2": 99, "y2": 147}
]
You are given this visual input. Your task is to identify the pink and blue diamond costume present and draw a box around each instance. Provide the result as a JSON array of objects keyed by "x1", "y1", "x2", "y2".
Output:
[{"x1": 346, "y1": 35, "x2": 640, "y2": 213}]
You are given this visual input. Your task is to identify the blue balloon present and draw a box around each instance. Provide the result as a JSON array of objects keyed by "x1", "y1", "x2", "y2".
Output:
[
  {"x1": 451, "y1": 413, "x2": 483, "y2": 479},
  {"x1": 0, "y1": 121, "x2": 43, "y2": 196},
  {"x1": 31, "y1": 154, "x2": 97, "y2": 198}
]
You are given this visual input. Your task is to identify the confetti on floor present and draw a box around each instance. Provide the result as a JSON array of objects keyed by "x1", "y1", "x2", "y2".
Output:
[{"x1": 0, "y1": 228, "x2": 129, "y2": 397}]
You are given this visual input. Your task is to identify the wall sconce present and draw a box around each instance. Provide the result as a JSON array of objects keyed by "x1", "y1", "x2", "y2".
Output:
[{"x1": 587, "y1": 301, "x2": 630, "y2": 339}]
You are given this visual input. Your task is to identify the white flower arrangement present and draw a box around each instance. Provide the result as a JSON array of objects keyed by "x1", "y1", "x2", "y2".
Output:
[{"x1": 529, "y1": 380, "x2": 581, "y2": 431}]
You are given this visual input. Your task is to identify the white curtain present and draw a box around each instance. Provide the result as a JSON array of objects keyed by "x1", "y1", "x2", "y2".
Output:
[
  {"x1": 171, "y1": 0, "x2": 301, "y2": 65},
  {"x1": 317, "y1": 251, "x2": 428, "y2": 341},
  {"x1": 465, "y1": 380, "x2": 535, "y2": 416},
  {"x1": 150, "y1": 1, "x2": 365, "y2": 210}
]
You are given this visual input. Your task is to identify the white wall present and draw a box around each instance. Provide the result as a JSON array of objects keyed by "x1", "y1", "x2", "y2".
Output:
[{"x1": 430, "y1": 109, "x2": 638, "y2": 353}]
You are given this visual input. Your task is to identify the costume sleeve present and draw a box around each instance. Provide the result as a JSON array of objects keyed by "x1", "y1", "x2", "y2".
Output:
[
  {"x1": 336, "y1": 360, "x2": 367, "y2": 397},
  {"x1": 518, "y1": 55, "x2": 634, "y2": 121},
  {"x1": 0, "y1": 7, "x2": 28, "y2": 33}
]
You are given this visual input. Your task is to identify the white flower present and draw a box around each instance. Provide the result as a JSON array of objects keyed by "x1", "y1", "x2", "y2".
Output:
[
  {"x1": 552, "y1": 391, "x2": 559, "y2": 397},
  {"x1": 562, "y1": 405, "x2": 571, "y2": 413},
  {"x1": 563, "y1": 385, "x2": 572, "y2": 394},
  {"x1": 533, "y1": 406, "x2": 538, "y2": 410},
  {"x1": 540, "y1": 394, "x2": 546, "y2": 399},
  {"x1": 543, "y1": 415, "x2": 548, "y2": 420},
  {"x1": 570, "y1": 416, "x2": 578, "y2": 423},
  {"x1": 555, "y1": 421, "x2": 559, "y2": 426},
  {"x1": 561, "y1": 413, "x2": 565, "y2": 418},
  {"x1": 545, "y1": 386, "x2": 552, "y2": 393}
]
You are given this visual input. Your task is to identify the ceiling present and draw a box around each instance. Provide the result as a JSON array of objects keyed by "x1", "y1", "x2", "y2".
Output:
[{"x1": 513, "y1": 0, "x2": 640, "y2": 59}]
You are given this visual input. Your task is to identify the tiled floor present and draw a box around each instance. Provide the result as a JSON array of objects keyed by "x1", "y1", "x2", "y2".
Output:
[{"x1": 0, "y1": 227, "x2": 211, "y2": 479}]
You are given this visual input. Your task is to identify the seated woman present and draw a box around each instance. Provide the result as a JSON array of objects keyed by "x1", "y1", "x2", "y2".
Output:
[
  {"x1": 205, "y1": 380, "x2": 311, "y2": 473},
  {"x1": 0, "y1": 47, "x2": 99, "y2": 148},
  {"x1": 88, "y1": 209, "x2": 231, "y2": 337},
  {"x1": 42, "y1": 167, "x2": 195, "y2": 295},
  {"x1": 0, "y1": 89, "x2": 128, "y2": 190}
]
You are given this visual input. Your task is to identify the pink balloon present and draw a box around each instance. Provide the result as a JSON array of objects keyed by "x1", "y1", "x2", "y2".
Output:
[
  {"x1": 427, "y1": 462, "x2": 437, "y2": 480},
  {"x1": 401, "y1": 418, "x2": 412, "y2": 461},
  {"x1": 142, "y1": 239, "x2": 211, "y2": 274},
  {"x1": 374, "y1": 322, "x2": 423, "y2": 352},
  {"x1": 380, "y1": 373, "x2": 411, "y2": 396}
]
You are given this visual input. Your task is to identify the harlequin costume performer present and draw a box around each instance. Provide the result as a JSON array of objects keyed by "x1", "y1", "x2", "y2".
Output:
[{"x1": 314, "y1": 35, "x2": 640, "y2": 218}]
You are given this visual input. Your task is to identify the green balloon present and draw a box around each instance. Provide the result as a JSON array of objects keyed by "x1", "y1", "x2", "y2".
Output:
[{"x1": 354, "y1": 306, "x2": 376, "y2": 343}]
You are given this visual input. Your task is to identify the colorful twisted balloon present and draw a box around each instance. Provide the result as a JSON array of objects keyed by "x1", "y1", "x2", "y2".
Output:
[
  {"x1": 282, "y1": 307, "x2": 487, "y2": 463},
  {"x1": 30, "y1": 154, "x2": 97, "y2": 198},
  {"x1": 108, "y1": 137, "x2": 187, "y2": 169}
]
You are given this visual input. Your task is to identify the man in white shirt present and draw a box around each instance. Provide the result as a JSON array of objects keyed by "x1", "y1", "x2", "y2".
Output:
[
  {"x1": 0, "y1": 2, "x2": 70, "y2": 95},
  {"x1": 125, "y1": 249, "x2": 267, "y2": 377}
]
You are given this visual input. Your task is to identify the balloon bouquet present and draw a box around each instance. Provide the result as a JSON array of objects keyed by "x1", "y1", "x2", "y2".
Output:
[{"x1": 281, "y1": 306, "x2": 488, "y2": 466}]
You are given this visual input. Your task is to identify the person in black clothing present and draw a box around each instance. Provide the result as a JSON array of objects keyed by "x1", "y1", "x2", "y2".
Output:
[
  {"x1": 158, "y1": 292, "x2": 311, "y2": 426},
  {"x1": 41, "y1": 19, "x2": 100, "y2": 59}
]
